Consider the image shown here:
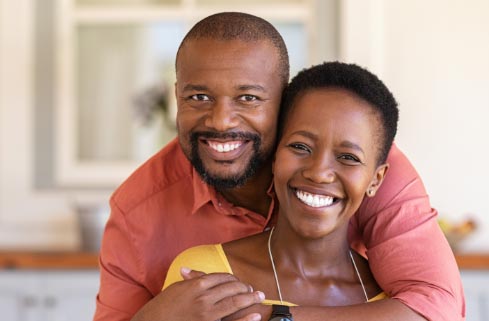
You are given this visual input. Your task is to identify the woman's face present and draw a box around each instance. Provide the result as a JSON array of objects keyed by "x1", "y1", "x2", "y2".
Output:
[{"x1": 273, "y1": 88, "x2": 387, "y2": 239}]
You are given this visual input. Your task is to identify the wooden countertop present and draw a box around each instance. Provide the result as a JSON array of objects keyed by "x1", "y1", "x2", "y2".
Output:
[
  {"x1": 0, "y1": 251, "x2": 488, "y2": 270},
  {"x1": 0, "y1": 252, "x2": 99, "y2": 269},
  {"x1": 455, "y1": 253, "x2": 489, "y2": 270}
]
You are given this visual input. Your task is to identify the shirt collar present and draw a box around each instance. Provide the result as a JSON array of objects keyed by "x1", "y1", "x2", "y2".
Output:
[
  {"x1": 190, "y1": 167, "x2": 276, "y2": 218},
  {"x1": 191, "y1": 167, "x2": 215, "y2": 215}
]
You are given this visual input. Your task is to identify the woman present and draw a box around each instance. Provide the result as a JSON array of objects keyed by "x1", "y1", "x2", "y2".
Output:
[{"x1": 163, "y1": 61, "x2": 398, "y2": 312}]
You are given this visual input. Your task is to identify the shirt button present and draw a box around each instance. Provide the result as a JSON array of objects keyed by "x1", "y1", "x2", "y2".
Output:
[
  {"x1": 218, "y1": 202, "x2": 222, "y2": 207},
  {"x1": 264, "y1": 227, "x2": 271, "y2": 231}
]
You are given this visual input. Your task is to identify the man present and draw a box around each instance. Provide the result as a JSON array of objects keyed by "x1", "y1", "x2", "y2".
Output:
[{"x1": 94, "y1": 12, "x2": 464, "y2": 321}]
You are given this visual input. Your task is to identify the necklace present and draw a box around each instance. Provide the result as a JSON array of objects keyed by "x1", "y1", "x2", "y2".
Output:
[{"x1": 267, "y1": 227, "x2": 369, "y2": 304}]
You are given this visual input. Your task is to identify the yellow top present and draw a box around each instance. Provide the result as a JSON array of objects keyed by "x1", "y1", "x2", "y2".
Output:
[{"x1": 163, "y1": 244, "x2": 388, "y2": 306}]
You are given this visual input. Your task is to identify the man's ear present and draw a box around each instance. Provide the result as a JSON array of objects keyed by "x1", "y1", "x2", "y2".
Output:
[{"x1": 366, "y1": 163, "x2": 389, "y2": 197}]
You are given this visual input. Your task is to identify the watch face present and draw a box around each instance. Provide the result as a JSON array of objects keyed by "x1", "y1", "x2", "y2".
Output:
[{"x1": 269, "y1": 304, "x2": 293, "y2": 321}]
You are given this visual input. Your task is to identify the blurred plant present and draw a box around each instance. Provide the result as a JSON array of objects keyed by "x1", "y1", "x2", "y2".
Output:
[
  {"x1": 132, "y1": 83, "x2": 169, "y2": 126},
  {"x1": 438, "y1": 216, "x2": 477, "y2": 251}
]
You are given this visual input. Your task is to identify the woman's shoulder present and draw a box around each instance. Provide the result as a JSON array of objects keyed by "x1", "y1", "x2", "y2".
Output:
[
  {"x1": 163, "y1": 244, "x2": 231, "y2": 290},
  {"x1": 172, "y1": 243, "x2": 230, "y2": 271}
]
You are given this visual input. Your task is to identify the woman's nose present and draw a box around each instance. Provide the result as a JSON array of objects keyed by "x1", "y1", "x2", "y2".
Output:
[{"x1": 302, "y1": 156, "x2": 335, "y2": 184}]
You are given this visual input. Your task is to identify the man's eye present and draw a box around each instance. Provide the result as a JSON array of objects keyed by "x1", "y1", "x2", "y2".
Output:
[
  {"x1": 288, "y1": 143, "x2": 311, "y2": 153},
  {"x1": 190, "y1": 94, "x2": 210, "y2": 101},
  {"x1": 239, "y1": 95, "x2": 258, "y2": 102}
]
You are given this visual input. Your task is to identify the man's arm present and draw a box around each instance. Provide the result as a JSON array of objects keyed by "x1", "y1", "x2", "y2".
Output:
[
  {"x1": 131, "y1": 269, "x2": 265, "y2": 321},
  {"x1": 350, "y1": 143, "x2": 465, "y2": 320},
  {"x1": 225, "y1": 299, "x2": 425, "y2": 321},
  {"x1": 290, "y1": 300, "x2": 425, "y2": 320},
  {"x1": 94, "y1": 198, "x2": 154, "y2": 321}
]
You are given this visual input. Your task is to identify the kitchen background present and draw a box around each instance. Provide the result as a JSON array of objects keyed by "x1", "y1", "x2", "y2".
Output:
[{"x1": 1, "y1": 0, "x2": 488, "y2": 320}]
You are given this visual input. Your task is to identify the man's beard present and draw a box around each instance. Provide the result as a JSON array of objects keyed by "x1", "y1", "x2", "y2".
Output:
[{"x1": 189, "y1": 131, "x2": 267, "y2": 190}]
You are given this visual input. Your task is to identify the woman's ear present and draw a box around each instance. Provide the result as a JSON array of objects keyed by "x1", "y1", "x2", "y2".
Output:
[{"x1": 366, "y1": 163, "x2": 389, "y2": 197}]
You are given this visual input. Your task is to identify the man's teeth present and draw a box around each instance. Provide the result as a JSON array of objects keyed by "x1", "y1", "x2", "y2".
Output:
[
  {"x1": 295, "y1": 190, "x2": 334, "y2": 208},
  {"x1": 208, "y1": 141, "x2": 242, "y2": 153}
]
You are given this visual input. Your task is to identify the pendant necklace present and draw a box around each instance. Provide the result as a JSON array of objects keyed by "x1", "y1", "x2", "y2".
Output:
[{"x1": 267, "y1": 227, "x2": 369, "y2": 304}]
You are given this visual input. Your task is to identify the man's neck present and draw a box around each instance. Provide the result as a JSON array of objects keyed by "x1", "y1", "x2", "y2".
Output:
[{"x1": 218, "y1": 164, "x2": 273, "y2": 217}]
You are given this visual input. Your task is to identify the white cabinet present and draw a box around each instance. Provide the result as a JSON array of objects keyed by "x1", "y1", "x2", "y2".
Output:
[
  {"x1": 0, "y1": 270, "x2": 99, "y2": 321},
  {"x1": 461, "y1": 271, "x2": 489, "y2": 321}
]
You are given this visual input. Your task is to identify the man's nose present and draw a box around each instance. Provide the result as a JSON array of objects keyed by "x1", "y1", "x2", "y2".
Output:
[{"x1": 204, "y1": 99, "x2": 239, "y2": 131}]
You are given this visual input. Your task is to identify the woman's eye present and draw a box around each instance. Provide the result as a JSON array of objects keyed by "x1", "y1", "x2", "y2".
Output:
[
  {"x1": 190, "y1": 94, "x2": 210, "y2": 101},
  {"x1": 338, "y1": 154, "x2": 361, "y2": 163},
  {"x1": 239, "y1": 95, "x2": 258, "y2": 102},
  {"x1": 288, "y1": 143, "x2": 311, "y2": 153}
]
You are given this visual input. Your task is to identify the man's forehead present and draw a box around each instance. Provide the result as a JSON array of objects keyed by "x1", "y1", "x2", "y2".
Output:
[{"x1": 177, "y1": 38, "x2": 276, "y2": 63}]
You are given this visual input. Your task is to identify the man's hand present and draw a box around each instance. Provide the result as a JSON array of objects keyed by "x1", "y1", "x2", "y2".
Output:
[{"x1": 131, "y1": 268, "x2": 265, "y2": 321}]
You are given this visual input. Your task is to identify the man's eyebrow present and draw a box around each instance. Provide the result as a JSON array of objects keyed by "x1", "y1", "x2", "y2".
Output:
[
  {"x1": 182, "y1": 84, "x2": 208, "y2": 92},
  {"x1": 236, "y1": 85, "x2": 267, "y2": 92}
]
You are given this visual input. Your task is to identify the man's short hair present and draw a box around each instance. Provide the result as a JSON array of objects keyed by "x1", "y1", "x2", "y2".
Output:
[{"x1": 176, "y1": 12, "x2": 290, "y2": 86}]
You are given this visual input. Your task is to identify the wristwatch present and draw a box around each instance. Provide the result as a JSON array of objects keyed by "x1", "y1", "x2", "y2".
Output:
[{"x1": 268, "y1": 304, "x2": 293, "y2": 321}]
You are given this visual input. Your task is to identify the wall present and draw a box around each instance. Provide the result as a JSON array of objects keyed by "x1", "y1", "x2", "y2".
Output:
[
  {"x1": 341, "y1": 0, "x2": 489, "y2": 251},
  {"x1": 0, "y1": 0, "x2": 89, "y2": 250},
  {"x1": 1, "y1": 0, "x2": 488, "y2": 251}
]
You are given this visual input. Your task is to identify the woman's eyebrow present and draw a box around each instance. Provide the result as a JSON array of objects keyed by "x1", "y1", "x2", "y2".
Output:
[
  {"x1": 289, "y1": 130, "x2": 317, "y2": 140},
  {"x1": 340, "y1": 140, "x2": 365, "y2": 154}
]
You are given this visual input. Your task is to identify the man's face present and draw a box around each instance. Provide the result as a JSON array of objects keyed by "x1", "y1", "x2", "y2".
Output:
[{"x1": 175, "y1": 39, "x2": 283, "y2": 189}]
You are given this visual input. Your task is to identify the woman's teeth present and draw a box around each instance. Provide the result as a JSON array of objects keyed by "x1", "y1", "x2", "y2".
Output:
[{"x1": 295, "y1": 189, "x2": 334, "y2": 208}]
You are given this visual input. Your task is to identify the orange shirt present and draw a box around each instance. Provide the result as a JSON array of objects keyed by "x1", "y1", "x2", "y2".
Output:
[{"x1": 94, "y1": 138, "x2": 464, "y2": 321}]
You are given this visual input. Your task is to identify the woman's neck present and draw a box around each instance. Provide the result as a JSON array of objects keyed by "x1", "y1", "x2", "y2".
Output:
[{"x1": 269, "y1": 224, "x2": 352, "y2": 279}]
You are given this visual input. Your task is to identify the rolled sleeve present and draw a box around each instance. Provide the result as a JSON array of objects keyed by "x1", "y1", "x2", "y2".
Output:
[
  {"x1": 351, "y1": 144, "x2": 465, "y2": 320},
  {"x1": 367, "y1": 207, "x2": 464, "y2": 320}
]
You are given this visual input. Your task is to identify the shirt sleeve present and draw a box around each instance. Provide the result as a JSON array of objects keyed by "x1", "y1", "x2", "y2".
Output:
[
  {"x1": 350, "y1": 143, "x2": 465, "y2": 321},
  {"x1": 93, "y1": 197, "x2": 152, "y2": 321}
]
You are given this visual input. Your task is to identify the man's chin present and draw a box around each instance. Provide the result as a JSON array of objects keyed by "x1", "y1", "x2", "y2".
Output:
[
  {"x1": 197, "y1": 169, "x2": 248, "y2": 189},
  {"x1": 191, "y1": 149, "x2": 265, "y2": 190}
]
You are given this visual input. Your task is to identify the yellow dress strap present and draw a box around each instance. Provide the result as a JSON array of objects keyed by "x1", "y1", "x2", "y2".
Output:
[{"x1": 367, "y1": 291, "x2": 388, "y2": 302}]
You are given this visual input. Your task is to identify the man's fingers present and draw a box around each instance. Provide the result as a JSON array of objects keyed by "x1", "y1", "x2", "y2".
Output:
[
  {"x1": 180, "y1": 267, "x2": 206, "y2": 280},
  {"x1": 232, "y1": 313, "x2": 262, "y2": 321},
  {"x1": 214, "y1": 291, "x2": 265, "y2": 317},
  {"x1": 186, "y1": 271, "x2": 242, "y2": 290},
  {"x1": 204, "y1": 279, "x2": 256, "y2": 304}
]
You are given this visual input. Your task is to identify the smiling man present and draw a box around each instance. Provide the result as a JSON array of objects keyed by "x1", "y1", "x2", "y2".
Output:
[
  {"x1": 176, "y1": 38, "x2": 281, "y2": 193},
  {"x1": 94, "y1": 12, "x2": 464, "y2": 321}
]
